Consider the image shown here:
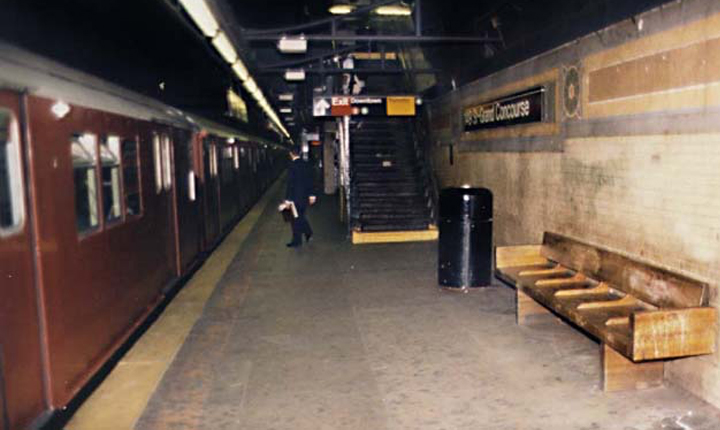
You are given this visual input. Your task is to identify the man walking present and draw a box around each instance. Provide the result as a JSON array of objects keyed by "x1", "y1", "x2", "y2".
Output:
[{"x1": 284, "y1": 147, "x2": 316, "y2": 248}]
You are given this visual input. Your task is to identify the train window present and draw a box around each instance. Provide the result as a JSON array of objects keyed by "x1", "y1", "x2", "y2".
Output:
[
  {"x1": 162, "y1": 135, "x2": 172, "y2": 191},
  {"x1": 188, "y1": 171, "x2": 196, "y2": 202},
  {"x1": 153, "y1": 134, "x2": 162, "y2": 194},
  {"x1": 122, "y1": 138, "x2": 142, "y2": 216},
  {"x1": 182, "y1": 138, "x2": 196, "y2": 202},
  {"x1": 101, "y1": 136, "x2": 122, "y2": 223},
  {"x1": 0, "y1": 109, "x2": 24, "y2": 234},
  {"x1": 210, "y1": 144, "x2": 218, "y2": 178},
  {"x1": 71, "y1": 133, "x2": 99, "y2": 234}
]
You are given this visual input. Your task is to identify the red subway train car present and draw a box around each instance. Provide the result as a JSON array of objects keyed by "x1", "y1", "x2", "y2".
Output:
[{"x1": 0, "y1": 43, "x2": 286, "y2": 430}]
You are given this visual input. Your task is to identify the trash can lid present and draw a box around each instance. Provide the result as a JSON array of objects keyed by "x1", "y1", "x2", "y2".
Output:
[{"x1": 439, "y1": 187, "x2": 493, "y2": 220}]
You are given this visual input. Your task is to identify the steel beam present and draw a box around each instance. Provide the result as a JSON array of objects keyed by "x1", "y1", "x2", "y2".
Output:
[
  {"x1": 257, "y1": 67, "x2": 439, "y2": 75},
  {"x1": 245, "y1": 34, "x2": 501, "y2": 43}
]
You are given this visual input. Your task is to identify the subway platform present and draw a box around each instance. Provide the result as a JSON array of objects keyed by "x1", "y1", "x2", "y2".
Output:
[{"x1": 66, "y1": 179, "x2": 720, "y2": 430}]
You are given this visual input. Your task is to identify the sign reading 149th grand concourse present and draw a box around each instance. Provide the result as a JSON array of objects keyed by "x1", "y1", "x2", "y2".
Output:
[{"x1": 463, "y1": 86, "x2": 544, "y2": 132}]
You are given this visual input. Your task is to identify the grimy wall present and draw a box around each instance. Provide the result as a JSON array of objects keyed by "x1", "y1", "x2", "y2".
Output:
[{"x1": 427, "y1": 0, "x2": 720, "y2": 405}]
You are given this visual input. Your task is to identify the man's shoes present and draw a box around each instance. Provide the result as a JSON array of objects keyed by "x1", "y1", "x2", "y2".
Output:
[
  {"x1": 304, "y1": 233, "x2": 312, "y2": 243},
  {"x1": 286, "y1": 242, "x2": 302, "y2": 248}
]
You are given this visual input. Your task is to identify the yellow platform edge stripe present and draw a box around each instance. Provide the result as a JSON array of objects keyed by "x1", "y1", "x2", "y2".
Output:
[{"x1": 66, "y1": 177, "x2": 284, "y2": 430}]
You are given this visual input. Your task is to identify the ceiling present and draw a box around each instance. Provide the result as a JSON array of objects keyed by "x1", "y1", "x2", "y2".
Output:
[{"x1": 0, "y1": 0, "x2": 671, "y2": 140}]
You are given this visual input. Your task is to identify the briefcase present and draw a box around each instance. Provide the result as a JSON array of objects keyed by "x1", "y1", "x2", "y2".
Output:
[
  {"x1": 278, "y1": 202, "x2": 298, "y2": 223},
  {"x1": 280, "y1": 207, "x2": 294, "y2": 223}
]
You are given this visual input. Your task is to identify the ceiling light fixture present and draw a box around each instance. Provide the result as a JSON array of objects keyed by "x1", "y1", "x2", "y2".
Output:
[
  {"x1": 243, "y1": 77, "x2": 258, "y2": 94},
  {"x1": 177, "y1": 0, "x2": 291, "y2": 140},
  {"x1": 328, "y1": 4, "x2": 355, "y2": 15},
  {"x1": 284, "y1": 69, "x2": 306, "y2": 81},
  {"x1": 374, "y1": 4, "x2": 412, "y2": 16},
  {"x1": 278, "y1": 93, "x2": 294, "y2": 101},
  {"x1": 277, "y1": 36, "x2": 308, "y2": 54},
  {"x1": 279, "y1": 107, "x2": 292, "y2": 114},
  {"x1": 232, "y1": 60, "x2": 249, "y2": 81},
  {"x1": 177, "y1": 0, "x2": 220, "y2": 37},
  {"x1": 212, "y1": 31, "x2": 237, "y2": 63}
]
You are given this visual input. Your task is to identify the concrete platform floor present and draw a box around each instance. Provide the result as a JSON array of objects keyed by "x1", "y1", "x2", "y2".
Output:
[{"x1": 71, "y1": 180, "x2": 720, "y2": 430}]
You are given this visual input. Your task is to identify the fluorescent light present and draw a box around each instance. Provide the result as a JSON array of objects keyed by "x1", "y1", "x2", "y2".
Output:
[
  {"x1": 212, "y1": 31, "x2": 237, "y2": 64},
  {"x1": 278, "y1": 37, "x2": 308, "y2": 54},
  {"x1": 232, "y1": 60, "x2": 249, "y2": 81},
  {"x1": 278, "y1": 93, "x2": 294, "y2": 101},
  {"x1": 178, "y1": 0, "x2": 219, "y2": 37},
  {"x1": 329, "y1": 4, "x2": 355, "y2": 14},
  {"x1": 279, "y1": 107, "x2": 292, "y2": 114},
  {"x1": 243, "y1": 78, "x2": 258, "y2": 94},
  {"x1": 284, "y1": 69, "x2": 305, "y2": 81},
  {"x1": 375, "y1": 4, "x2": 412, "y2": 16}
]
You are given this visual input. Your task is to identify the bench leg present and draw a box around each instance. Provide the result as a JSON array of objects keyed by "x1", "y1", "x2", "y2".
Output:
[
  {"x1": 516, "y1": 289, "x2": 552, "y2": 324},
  {"x1": 601, "y1": 344, "x2": 664, "y2": 392}
]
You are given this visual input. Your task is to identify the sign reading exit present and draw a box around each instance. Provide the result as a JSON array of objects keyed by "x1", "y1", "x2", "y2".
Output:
[{"x1": 313, "y1": 95, "x2": 416, "y2": 117}]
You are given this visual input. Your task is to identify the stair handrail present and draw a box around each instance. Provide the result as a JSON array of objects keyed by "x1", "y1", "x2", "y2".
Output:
[{"x1": 411, "y1": 115, "x2": 439, "y2": 223}]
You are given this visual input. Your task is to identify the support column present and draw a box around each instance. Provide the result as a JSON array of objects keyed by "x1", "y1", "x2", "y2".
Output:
[
  {"x1": 601, "y1": 344, "x2": 664, "y2": 392},
  {"x1": 322, "y1": 122, "x2": 337, "y2": 195}
]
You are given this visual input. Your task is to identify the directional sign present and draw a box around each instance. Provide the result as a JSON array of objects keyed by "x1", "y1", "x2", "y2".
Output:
[
  {"x1": 386, "y1": 96, "x2": 416, "y2": 116},
  {"x1": 312, "y1": 95, "x2": 417, "y2": 117},
  {"x1": 313, "y1": 97, "x2": 330, "y2": 117},
  {"x1": 331, "y1": 96, "x2": 353, "y2": 116}
]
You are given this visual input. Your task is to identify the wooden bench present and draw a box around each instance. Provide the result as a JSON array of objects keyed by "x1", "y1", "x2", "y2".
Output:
[{"x1": 495, "y1": 232, "x2": 717, "y2": 391}]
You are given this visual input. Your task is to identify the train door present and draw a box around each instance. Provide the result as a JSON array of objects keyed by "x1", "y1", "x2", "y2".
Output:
[
  {"x1": 249, "y1": 146, "x2": 259, "y2": 202},
  {"x1": 173, "y1": 129, "x2": 202, "y2": 273},
  {"x1": 150, "y1": 126, "x2": 179, "y2": 279},
  {"x1": 237, "y1": 145, "x2": 249, "y2": 215},
  {"x1": 0, "y1": 90, "x2": 47, "y2": 430},
  {"x1": 218, "y1": 143, "x2": 239, "y2": 231},
  {"x1": 202, "y1": 137, "x2": 220, "y2": 248}
]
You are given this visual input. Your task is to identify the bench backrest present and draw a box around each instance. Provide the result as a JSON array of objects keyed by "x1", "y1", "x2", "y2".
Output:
[{"x1": 540, "y1": 232, "x2": 709, "y2": 308}]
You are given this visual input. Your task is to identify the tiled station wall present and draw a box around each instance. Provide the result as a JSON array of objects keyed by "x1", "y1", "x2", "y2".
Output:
[{"x1": 426, "y1": 0, "x2": 720, "y2": 405}]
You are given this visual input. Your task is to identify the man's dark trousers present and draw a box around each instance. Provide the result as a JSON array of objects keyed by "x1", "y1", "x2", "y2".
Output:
[
  {"x1": 286, "y1": 157, "x2": 314, "y2": 246},
  {"x1": 291, "y1": 204, "x2": 313, "y2": 245}
]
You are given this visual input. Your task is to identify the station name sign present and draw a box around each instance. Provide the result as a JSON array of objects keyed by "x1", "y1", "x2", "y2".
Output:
[{"x1": 463, "y1": 87, "x2": 544, "y2": 132}]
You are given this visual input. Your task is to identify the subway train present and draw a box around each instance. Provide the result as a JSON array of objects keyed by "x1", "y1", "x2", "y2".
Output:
[{"x1": 0, "y1": 43, "x2": 287, "y2": 430}]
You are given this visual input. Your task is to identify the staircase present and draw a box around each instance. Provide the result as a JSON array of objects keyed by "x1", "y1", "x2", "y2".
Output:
[{"x1": 349, "y1": 117, "x2": 436, "y2": 243}]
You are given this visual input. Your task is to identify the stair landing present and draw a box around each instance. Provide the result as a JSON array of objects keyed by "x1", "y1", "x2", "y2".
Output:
[{"x1": 351, "y1": 225, "x2": 438, "y2": 245}]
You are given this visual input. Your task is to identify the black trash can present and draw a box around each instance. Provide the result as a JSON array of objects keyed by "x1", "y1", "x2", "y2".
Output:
[{"x1": 438, "y1": 187, "x2": 493, "y2": 290}]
